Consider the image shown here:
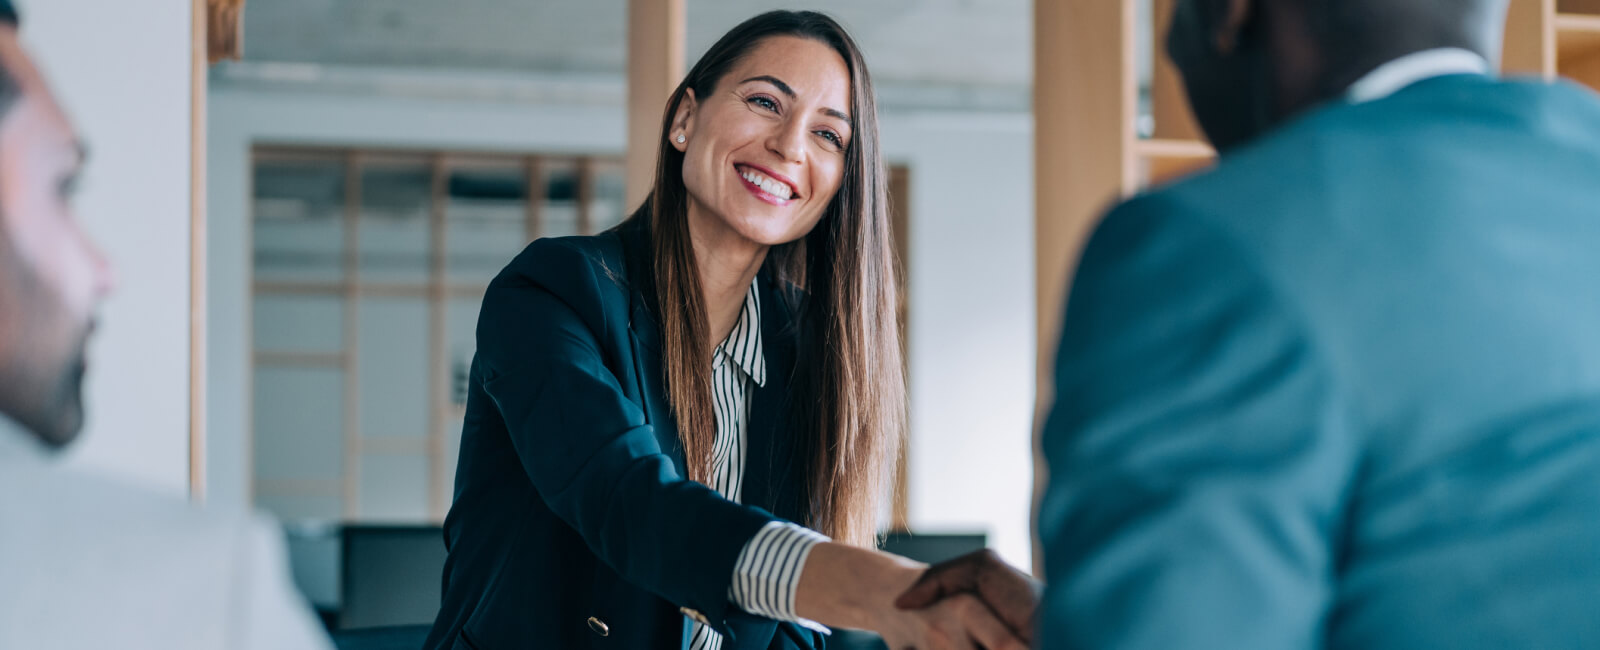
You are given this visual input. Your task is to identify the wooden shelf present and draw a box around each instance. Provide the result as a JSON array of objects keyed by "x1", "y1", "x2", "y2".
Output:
[
  {"x1": 1137, "y1": 138, "x2": 1215, "y2": 160},
  {"x1": 1557, "y1": 13, "x2": 1600, "y2": 63},
  {"x1": 1137, "y1": 138, "x2": 1216, "y2": 186},
  {"x1": 254, "y1": 350, "x2": 347, "y2": 368}
]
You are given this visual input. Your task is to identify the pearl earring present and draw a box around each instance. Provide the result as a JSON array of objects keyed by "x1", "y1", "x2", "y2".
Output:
[{"x1": 676, "y1": 134, "x2": 686, "y2": 144}]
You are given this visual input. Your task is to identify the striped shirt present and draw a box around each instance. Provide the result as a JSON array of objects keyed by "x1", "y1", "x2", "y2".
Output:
[{"x1": 689, "y1": 280, "x2": 831, "y2": 650}]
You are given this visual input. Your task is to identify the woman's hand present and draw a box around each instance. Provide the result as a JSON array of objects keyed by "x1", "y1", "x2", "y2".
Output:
[
  {"x1": 794, "y1": 542, "x2": 1029, "y2": 650},
  {"x1": 894, "y1": 549, "x2": 1041, "y2": 644},
  {"x1": 874, "y1": 591, "x2": 1029, "y2": 650}
]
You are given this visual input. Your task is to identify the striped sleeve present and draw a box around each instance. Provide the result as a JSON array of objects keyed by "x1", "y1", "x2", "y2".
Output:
[{"x1": 727, "y1": 520, "x2": 833, "y2": 634}]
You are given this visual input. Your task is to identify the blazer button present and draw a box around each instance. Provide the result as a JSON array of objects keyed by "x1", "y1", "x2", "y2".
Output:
[{"x1": 587, "y1": 616, "x2": 610, "y2": 637}]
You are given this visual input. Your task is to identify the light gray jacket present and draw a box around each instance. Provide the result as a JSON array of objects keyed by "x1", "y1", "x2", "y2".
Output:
[{"x1": 0, "y1": 418, "x2": 331, "y2": 649}]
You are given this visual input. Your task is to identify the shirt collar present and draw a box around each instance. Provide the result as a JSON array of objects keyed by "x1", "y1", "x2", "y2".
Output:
[
  {"x1": 714, "y1": 279, "x2": 767, "y2": 387},
  {"x1": 1346, "y1": 48, "x2": 1492, "y2": 104}
]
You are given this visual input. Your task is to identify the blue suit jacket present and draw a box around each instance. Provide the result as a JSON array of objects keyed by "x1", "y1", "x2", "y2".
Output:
[
  {"x1": 1039, "y1": 75, "x2": 1600, "y2": 649},
  {"x1": 425, "y1": 218, "x2": 823, "y2": 649}
]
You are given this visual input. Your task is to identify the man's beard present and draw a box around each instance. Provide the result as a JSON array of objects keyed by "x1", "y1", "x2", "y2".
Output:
[
  {"x1": 0, "y1": 233, "x2": 92, "y2": 449},
  {"x1": 38, "y1": 329, "x2": 91, "y2": 446}
]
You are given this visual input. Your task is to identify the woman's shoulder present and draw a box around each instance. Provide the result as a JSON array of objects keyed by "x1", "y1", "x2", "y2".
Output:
[
  {"x1": 486, "y1": 230, "x2": 635, "y2": 317},
  {"x1": 510, "y1": 231, "x2": 628, "y2": 279}
]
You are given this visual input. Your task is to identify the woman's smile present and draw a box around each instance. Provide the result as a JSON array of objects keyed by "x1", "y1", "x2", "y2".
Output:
[{"x1": 734, "y1": 162, "x2": 799, "y2": 205}]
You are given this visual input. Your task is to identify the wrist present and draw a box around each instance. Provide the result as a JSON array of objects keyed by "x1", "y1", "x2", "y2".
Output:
[{"x1": 795, "y1": 541, "x2": 927, "y2": 632}]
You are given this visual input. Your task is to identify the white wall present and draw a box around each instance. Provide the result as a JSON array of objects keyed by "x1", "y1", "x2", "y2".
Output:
[
  {"x1": 209, "y1": 88, "x2": 1036, "y2": 567},
  {"x1": 19, "y1": 0, "x2": 194, "y2": 495},
  {"x1": 884, "y1": 114, "x2": 1035, "y2": 569}
]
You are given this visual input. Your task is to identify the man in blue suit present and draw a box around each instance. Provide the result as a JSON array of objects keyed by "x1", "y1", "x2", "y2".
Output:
[{"x1": 1027, "y1": 0, "x2": 1600, "y2": 647}]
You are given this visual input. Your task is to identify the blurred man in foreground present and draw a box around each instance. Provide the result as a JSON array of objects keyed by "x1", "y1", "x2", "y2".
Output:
[
  {"x1": 0, "y1": 3, "x2": 330, "y2": 647},
  {"x1": 1033, "y1": 0, "x2": 1600, "y2": 647}
]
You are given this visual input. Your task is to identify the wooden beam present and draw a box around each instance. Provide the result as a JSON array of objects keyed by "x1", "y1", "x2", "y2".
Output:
[
  {"x1": 1033, "y1": 0, "x2": 1138, "y2": 575},
  {"x1": 255, "y1": 281, "x2": 486, "y2": 299},
  {"x1": 1035, "y1": 0, "x2": 1137, "y2": 405},
  {"x1": 1558, "y1": 12, "x2": 1600, "y2": 68},
  {"x1": 255, "y1": 351, "x2": 346, "y2": 368},
  {"x1": 1504, "y1": 0, "x2": 1557, "y2": 78},
  {"x1": 1560, "y1": 0, "x2": 1600, "y2": 14},
  {"x1": 190, "y1": 0, "x2": 209, "y2": 501},
  {"x1": 206, "y1": 0, "x2": 244, "y2": 64},
  {"x1": 342, "y1": 152, "x2": 363, "y2": 519},
  {"x1": 1562, "y1": 46, "x2": 1600, "y2": 91},
  {"x1": 625, "y1": 0, "x2": 686, "y2": 211}
]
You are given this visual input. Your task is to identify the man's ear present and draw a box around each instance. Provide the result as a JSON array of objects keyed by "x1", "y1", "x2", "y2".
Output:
[
  {"x1": 1167, "y1": 0, "x2": 1257, "y2": 68},
  {"x1": 1212, "y1": 0, "x2": 1255, "y2": 55},
  {"x1": 669, "y1": 88, "x2": 697, "y2": 153}
]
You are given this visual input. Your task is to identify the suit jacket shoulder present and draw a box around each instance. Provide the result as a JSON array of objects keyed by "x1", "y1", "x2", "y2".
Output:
[
  {"x1": 491, "y1": 228, "x2": 634, "y2": 331},
  {"x1": 0, "y1": 457, "x2": 331, "y2": 649}
]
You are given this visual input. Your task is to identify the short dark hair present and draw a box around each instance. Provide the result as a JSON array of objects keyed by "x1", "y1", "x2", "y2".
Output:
[
  {"x1": 1300, "y1": 0, "x2": 1507, "y2": 58},
  {"x1": 0, "y1": 0, "x2": 19, "y2": 120}
]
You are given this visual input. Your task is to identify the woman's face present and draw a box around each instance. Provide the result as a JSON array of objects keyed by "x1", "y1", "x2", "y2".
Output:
[{"x1": 674, "y1": 36, "x2": 854, "y2": 249}]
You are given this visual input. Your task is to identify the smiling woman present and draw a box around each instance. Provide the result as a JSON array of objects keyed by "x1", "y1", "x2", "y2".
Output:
[
  {"x1": 424, "y1": 10, "x2": 1024, "y2": 650},
  {"x1": 654, "y1": 26, "x2": 884, "y2": 549}
]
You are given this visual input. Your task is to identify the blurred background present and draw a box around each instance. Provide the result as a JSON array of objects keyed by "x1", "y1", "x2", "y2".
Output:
[{"x1": 16, "y1": 0, "x2": 1596, "y2": 640}]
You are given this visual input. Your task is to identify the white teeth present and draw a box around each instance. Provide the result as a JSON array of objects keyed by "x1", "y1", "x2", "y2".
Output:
[{"x1": 739, "y1": 168, "x2": 793, "y2": 200}]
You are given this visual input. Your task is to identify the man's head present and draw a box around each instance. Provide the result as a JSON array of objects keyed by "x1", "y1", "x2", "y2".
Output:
[
  {"x1": 1168, "y1": 0, "x2": 1509, "y2": 151},
  {"x1": 0, "y1": 5, "x2": 114, "y2": 449}
]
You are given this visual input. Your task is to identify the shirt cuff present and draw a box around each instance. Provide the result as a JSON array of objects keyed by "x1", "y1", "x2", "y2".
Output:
[{"x1": 727, "y1": 521, "x2": 832, "y2": 635}]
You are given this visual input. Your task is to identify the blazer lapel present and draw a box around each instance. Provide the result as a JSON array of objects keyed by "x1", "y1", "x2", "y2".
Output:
[
  {"x1": 619, "y1": 219, "x2": 688, "y2": 475},
  {"x1": 628, "y1": 293, "x2": 691, "y2": 475}
]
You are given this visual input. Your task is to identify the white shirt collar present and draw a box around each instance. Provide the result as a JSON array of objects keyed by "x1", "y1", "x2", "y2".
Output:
[
  {"x1": 713, "y1": 279, "x2": 767, "y2": 387},
  {"x1": 1346, "y1": 48, "x2": 1492, "y2": 104}
]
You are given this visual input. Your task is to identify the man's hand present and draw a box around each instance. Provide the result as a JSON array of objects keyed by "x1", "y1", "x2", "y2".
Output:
[
  {"x1": 795, "y1": 542, "x2": 1027, "y2": 650},
  {"x1": 894, "y1": 549, "x2": 1042, "y2": 644}
]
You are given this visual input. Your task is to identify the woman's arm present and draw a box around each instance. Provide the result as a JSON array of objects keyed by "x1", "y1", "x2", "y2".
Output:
[{"x1": 795, "y1": 542, "x2": 1028, "y2": 650}]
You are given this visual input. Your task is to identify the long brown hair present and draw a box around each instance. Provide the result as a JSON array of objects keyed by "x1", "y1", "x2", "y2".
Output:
[{"x1": 629, "y1": 10, "x2": 903, "y2": 548}]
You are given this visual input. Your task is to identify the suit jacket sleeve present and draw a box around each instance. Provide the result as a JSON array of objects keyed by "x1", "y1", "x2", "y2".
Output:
[
  {"x1": 230, "y1": 514, "x2": 334, "y2": 650},
  {"x1": 1037, "y1": 195, "x2": 1362, "y2": 649},
  {"x1": 475, "y1": 238, "x2": 777, "y2": 629}
]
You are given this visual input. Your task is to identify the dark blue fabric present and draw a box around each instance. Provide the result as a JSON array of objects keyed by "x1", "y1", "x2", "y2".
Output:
[
  {"x1": 425, "y1": 219, "x2": 822, "y2": 650},
  {"x1": 333, "y1": 625, "x2": 432, "y2": 650},
  {"x1": 1039, "y1": 75, "x2": 1600, "y2": 649}
]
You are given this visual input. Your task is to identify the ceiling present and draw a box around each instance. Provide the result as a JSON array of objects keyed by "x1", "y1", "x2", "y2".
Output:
[{"x1": 225, "y1": 0, "x2": 1039, "y2": 110}]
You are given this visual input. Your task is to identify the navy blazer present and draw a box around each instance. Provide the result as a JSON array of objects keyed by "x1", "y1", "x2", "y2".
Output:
[
  {"x1": 425, "y1": 218, "x2": 824, "y2": 650},
  {"x1": 1039, "y1": 75, "x2": 1600, "y2": 648}
]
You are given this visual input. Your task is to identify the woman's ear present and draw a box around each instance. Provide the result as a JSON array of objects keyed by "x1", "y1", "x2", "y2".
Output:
[{"x1": 669, "y1": 88, "x2": 698, "y2": 153}]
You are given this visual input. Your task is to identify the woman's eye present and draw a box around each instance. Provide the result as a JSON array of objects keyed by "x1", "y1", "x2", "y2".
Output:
[
  {"x1": 816, "y1": 130, "x2": 843, "y2": 147},
  {"x1": 749, "y1": 96, "x2": 779, "y2": 112}
]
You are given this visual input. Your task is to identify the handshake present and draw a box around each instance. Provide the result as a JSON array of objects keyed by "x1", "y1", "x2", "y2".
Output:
[{"x1": 811, "y1": 547, "x2": 1042, "y2": 650}]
